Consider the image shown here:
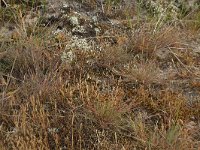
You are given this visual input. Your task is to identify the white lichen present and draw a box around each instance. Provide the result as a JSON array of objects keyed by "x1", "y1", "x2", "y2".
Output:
[
  {"x1": 72, "y1": 25, "x2": 86, "y2": 33},
  {"x1": 61, "y1": 50, "x2": 76, "y2": 63},
  {"x1": 69, "y1": 16, "x2": 79, "y2": 26},
  {"x1": 92, "y1": 16, "x2": 98, "y2": 23},
  {"x1": 94, "y1": 27, "x2": 101, "y2": 35},
  {"x1": 65, "y1": 36, "x2": 92, "y2": 51},
  {"x1": 52, "y1": 28, "x2": 62, "y2": 35},
  {"x1": 48, "y1": 128, "x2": 59, "y2": 133},
  {"x1": 138, "y1": 0, "x2": 199, "y2": 20}
]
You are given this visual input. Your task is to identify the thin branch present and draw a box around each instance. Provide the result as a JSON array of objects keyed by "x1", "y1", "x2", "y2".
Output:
[{"x1": 167, "y1": 47, "x2": 200, "y2": 78}]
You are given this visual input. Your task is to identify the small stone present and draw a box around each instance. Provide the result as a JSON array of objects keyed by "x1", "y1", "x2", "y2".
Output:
[
  {"x1": 185, "y1": 121, "x2": 197, "y2": 131},
  {"x1": 0, "y1": 27, "x2": 12, "y2": 39},
  {"x1": 24, "y1": 14, "x2": 38, "y2": 27},
  {"x1": 155, "y1": 48, "x2": 170, "y2": 60},
  {"x1": 193, "y1": 46, "x2": 200, "y2": 54}
]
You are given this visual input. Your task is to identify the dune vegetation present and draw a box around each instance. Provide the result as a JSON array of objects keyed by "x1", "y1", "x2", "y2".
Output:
[{"x1": 0, "y1": 0, "x2": 200, "y2": 149}]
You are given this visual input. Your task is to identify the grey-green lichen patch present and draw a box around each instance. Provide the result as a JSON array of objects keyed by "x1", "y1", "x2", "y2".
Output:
[
  {"x1": 61, "y1": 50, "x2": 76, "y2": 63},
  {"x1": 72, "y1": 25, "x2": 86, "y2": 34},
  {"x1": 65, "y1": 36, "x2": 92, "y2": 51},
  {"x1": 69, "y1": 16, "x2": 79, "y2": 26},
  {"x1": 137, "y1": 0, "x2": 200, "y2": 20},
  {"x1": 92, "y1": 16, "x2": 98, "y2": 24},
  {"x1": 94, "y1": 27, "x2": 101, "y2": 35}
]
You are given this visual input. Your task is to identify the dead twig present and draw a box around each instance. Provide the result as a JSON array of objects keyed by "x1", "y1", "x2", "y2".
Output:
[{"x1": 167, "y1": 47, "x2": 200, "y2": 78}]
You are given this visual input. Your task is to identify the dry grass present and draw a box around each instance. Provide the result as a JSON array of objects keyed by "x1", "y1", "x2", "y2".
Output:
[{"x1": 0, "y1": 1, "x2": 200, "y2": 150}]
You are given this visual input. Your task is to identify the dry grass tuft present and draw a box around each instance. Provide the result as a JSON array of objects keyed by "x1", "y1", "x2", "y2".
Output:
[{"x1": 0, "y1": 1, "x2": 200, "y2": 150}]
